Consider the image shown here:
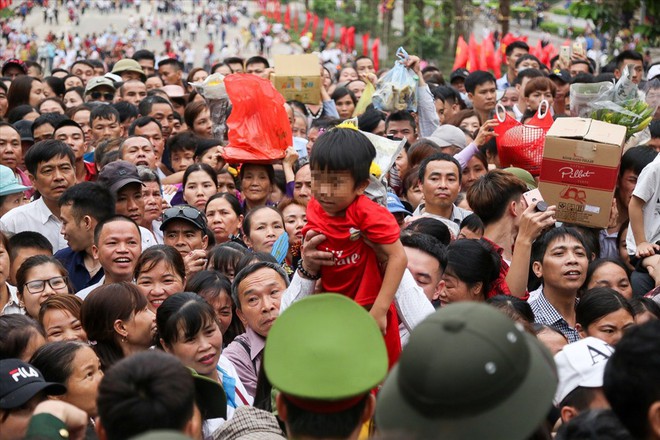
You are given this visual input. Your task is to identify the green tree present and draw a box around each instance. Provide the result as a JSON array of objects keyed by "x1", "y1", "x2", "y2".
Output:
[{"x1": 569, "y1": 0, "x2": 659, "y2": 48}]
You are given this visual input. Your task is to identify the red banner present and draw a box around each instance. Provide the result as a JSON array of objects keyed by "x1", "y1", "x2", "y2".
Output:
[
  {"x1": 301, "y1": 11, "x2": 312, "y2": 35},
  {"x1": 329, "y1": 19, "x2": 335, "y2": 41},
  {"x1": 362, "y1": 33, "x2": 370, "y2": 56},
  {"x1": 284, "y1": 4, "x2": 290, "y2": 29},
  {"x1": 372, "y1": 38, "x2": 380, "y2": 71},
  {"x1": 339, "y1": 26, "x2": 346, "y2": 47},
  {"x1": 467, "y1": 34, "x2": 479, "y2": 72},
  {"x1": 312, "y1": 14, "x2": 320, "y2": 34},
  {"x1": 322, "y1": 17, "x2": 330, "y2": 40},
  {"x1": 347, "y1": 26, "x2": 356, "y2": 51},
  {"x1": 452, "y1": 35, "x2": 468, "y2": 70},
  {"x1": 274, "y1": 1, "x2": 281, "y2": 23}
]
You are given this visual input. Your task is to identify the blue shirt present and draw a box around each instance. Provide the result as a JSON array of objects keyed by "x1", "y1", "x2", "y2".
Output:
[{"x1": 54, "y1": 247, "x2": 104, "y2": 293}]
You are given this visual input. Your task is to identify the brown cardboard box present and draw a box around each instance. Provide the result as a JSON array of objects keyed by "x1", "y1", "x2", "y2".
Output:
[
  {"x1": 273, "y1": 54, "x2": 321, "y2": 104},
  {"x1": 539, "y1": 118, "x2": 627, "y2": 228}
]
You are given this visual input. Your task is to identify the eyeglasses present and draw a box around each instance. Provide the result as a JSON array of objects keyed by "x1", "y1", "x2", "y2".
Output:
[
  {"x1": 25, "y1": 276, "x2": 69, "y2": 294},
  {"x1": 90, "y1": 91, "x2": 115, "y2": 101},
  {"x1": 163, "y1": 206, "x2": 206, "y2": 226}
]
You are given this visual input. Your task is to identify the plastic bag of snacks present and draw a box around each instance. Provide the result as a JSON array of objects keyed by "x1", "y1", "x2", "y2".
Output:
[
  {"x1": 372, "y1": 47, "x2": 418, "y2": 113},
  {"x1": 571, "y1": 65, "x2": 656, "y2": 140},
  {"x1": 190, "y1": 73, "x2": 231, "y2": 141}
]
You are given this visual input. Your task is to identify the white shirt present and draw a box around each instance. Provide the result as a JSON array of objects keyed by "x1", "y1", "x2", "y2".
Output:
[
  {"x1": 1, "y1": 283, "x2": 25, "y2": 315},
  {"x1": 139, "y1": 226, "x2": 157, "y2": 250},
  {"x1": 76, "y1": 276, "x2": 105, "y2": 300},
  {"x1": 0, "y1": 197, "x2": 68, "y2": 252},
  {"x1": 281, "y1": 269, "x2": 434, "y2": 344},
  {"x1": 627, "y1": 154, "x2": 660, "y2": 255},
  {"x1": 202, "y1": 355, "x2": 253, "y2": 437}
]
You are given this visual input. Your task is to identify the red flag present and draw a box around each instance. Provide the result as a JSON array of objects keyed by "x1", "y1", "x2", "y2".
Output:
[
  {"x1": 312, "y1": 14, "x2": 319, "y2": 34},
  {"x1": 542, "y1": 43, "x2": 558, "y2": 65},
  {"x1": 452, "y1": 35, "x2": 469, "y2": 70},
  {"x1": 482, "y1": 34, "x2": 495, "y2": 72},
  {"x1": 339, "y1": 26, "x2": 347, "y2": 47},
  {"x1": 530, "y1": 39, "x2": 543, "y2": 59},
  {"x1": 322, "y1": 18, "x2": 330, "y2": 40},
  {"x1": 284, "y1": 4, "x2": 290, "y2": 29},
  {"x1": 274, "y1": 1, "x2": 281, "y2": 23},
  {"x1": 329, "y1": 20, "x2": 335, "y2": 41},
  {"x1": 467, "y1": 34, "x2": 479, "y2": 72},
  {"x1": 372, "y1": 38, "x2": 380, "y2": 71},
  {"x1": 362, "y1": 33, "x2": 370, "y2": 56},
  {"x1": 492, "y1": 48, "x2": 502, "y2": 78},
  {"x1": 347, "y1": 27, "x2": 356, "y2": 51},
  {"x1": 293, "y1": 9, "x2": 299, "y2": 32},
  {"x1": 301, "y1": 11, "x2": 312, "y2": 35}
]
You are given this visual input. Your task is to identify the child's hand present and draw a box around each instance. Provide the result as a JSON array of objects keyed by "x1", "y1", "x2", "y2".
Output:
[
  {"x1": 636, "y1": 241, "x2": 659, "y2": 258},
  {"x1": 369, "y1": 308, "x2": 388, "y2": 335}
]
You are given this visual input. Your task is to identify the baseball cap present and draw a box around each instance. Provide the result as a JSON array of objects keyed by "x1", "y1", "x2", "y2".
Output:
[
  {"x1": 1, "y1": 58, "x2": 27, "y2": 76},
  {"x1": 265, "y1": 294, "x2": 387, "y2": 411},
  {"x1": 97, "y1": 160, "x2": 144, "y2": 195},
  {"x1": 376, "y1": 302, "x2": 557, "y2": 440},
  {"x1": 190, "y1": 369, "x2": 227, "y2": 420},
  {"x1": 427, "y1": 125, "x2": 467, "y2": 149},
  {"x1": 0, "y1": 164, "x2": 31, "y2": 196},
  {"x1": 387, "y1": 192, "x2": 412, "y2": 216},
  {"x1": 553, "y1": 337, "x2": 614, "y2": 406},
  {"x1": 212, "y1": 406, "x2": 286, "y2": 440},
  {"x1": 648, "y1": 64, "x2": 660, "y2": 81},
  {"x1": 0, "y1": 359, "x2": 67, "y2": 409},
  {"x1": 450, "y1": 68, "x2": 470, "y2": 83},
  {"x1": 504, "y1": 167, "x2": 537, "y2": 190},
  {"x1": 85, "y1": 76, "x2": 116, "y2": 95},
  {"x1": 549, "y1": 69, "x2": 571, "y2": 84},
  {"x1": 112, "y1": 59, "x2": 147, "y2": 81},
  {"x1": 12, "y1": 120, "x2": 34, "y2": 143},
  {"x1": 160, "y1": 205, "x2": 208, "y2": 232}
]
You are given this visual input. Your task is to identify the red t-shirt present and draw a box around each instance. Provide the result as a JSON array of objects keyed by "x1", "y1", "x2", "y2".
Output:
[
  {"x1": 303, "y1": 195, "x2": 402, "y2": 367},
  {"x1": 303, "y1": 195, "x2": 400, "y2": 305}
]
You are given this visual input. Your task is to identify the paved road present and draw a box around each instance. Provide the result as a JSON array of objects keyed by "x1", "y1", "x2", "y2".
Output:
[{"x1": 22, "y1": 1, "x2": 297, "y2": 68}]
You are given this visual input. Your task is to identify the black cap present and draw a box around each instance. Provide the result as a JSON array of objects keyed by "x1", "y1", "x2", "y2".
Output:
[
  {"x1": 549, "y1": 69, "x2": 571, "y2": 84},
  {"x1": 97, "y1": 160, "x2": 144, "y2": 195},
  {"x1": 450, "y1": 68, "x2": 470, "y2": 82},
  {"x1": 12, "y1": 120, "x2": 34, "y2": 143},
  {"x1": 160, "y1": 205, "x2": 208, "y2": 232},
  {"x1": 0, "y1": 359, "x2": 66, "y2": 409},
  {"x1": 2, "y1": 59, "x2": 27, "y2": 76}
]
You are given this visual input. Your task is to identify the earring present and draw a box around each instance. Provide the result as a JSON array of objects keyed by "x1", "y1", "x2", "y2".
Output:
[{"x1": 121, "y1": 335, "x2": 128, "y2": 343}]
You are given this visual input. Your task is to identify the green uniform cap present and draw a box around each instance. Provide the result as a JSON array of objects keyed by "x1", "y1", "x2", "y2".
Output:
[
  {"x1": 264, "y1": 294, "x2": 388, "y2": 401},
  {"x1": 376, "y1": 302, "x2": 557, "y2": 440},
  {"x1": 190, "y1": 369, "x2": 227, "y2": 420},
  {"x1": 504, "y1": 167, "x2": 537, "y2": 190}
]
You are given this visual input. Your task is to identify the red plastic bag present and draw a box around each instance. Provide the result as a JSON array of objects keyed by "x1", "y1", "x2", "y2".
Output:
[
  {"x1": 222, "y1": 74, "x2": 292, "y2": 164},
  {"x1": 494, "y1": 101, "x2": 552, "y2": 176}
]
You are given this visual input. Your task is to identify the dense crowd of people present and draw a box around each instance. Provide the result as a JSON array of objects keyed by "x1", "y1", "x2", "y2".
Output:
[{"x1": 0, "y1": 1, "x2": 660, "y2": 439}]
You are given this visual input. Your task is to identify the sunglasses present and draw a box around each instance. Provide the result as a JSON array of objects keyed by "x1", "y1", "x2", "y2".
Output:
[
  {"x1": 163, "y1": 206, "x2": 206, "y2": 225},
  {"x1": 90, "y1": 91, "x2": 115, "y2": 101}
]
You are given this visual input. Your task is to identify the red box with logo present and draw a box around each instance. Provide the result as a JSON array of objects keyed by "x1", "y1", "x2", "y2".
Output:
[{"x1": 539, "y1": 118, "x2": 627, "y2": 228}]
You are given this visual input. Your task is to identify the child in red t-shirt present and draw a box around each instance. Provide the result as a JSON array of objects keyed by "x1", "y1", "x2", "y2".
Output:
[{"x1": 301, "y1": 127, "x2": 408, "y2": 367}]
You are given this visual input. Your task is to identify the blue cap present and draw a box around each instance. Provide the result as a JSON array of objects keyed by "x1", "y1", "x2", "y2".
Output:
[
  {"x1": 0, "y1": 165, "x2": 30, "y2": 197},
  {"x1": 386, "y1": 192, "x2": 411, "y2": 215}
]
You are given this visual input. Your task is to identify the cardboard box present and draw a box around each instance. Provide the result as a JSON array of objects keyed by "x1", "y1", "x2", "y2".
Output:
[
  {"x1": 539, "y1": 118, "x2": 627, "y2": 228},
  {"x1": 273, "y1": 54, "x2": 321, "y2": 104}
]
